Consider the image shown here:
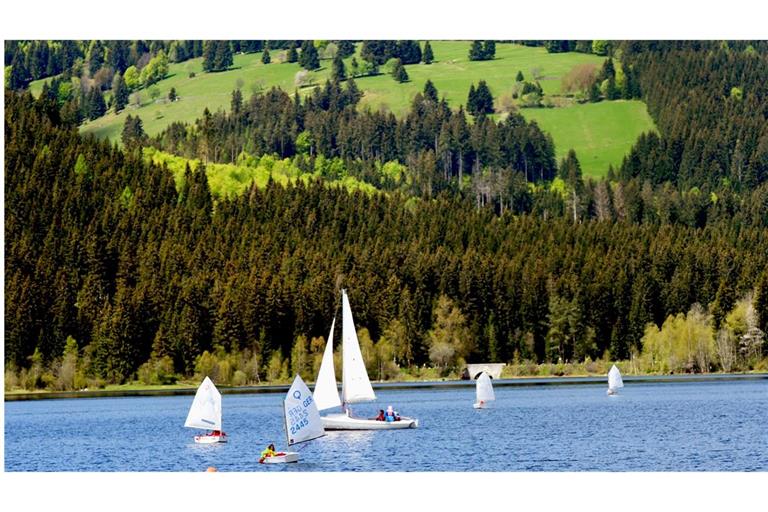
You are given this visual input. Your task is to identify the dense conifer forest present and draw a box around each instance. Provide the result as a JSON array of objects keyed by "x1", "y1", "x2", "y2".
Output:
[{"x1": 5, "y1": 40, "x2": 768, "y2": 390}]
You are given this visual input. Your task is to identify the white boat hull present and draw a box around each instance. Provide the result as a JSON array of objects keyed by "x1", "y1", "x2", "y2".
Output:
[
  {"x1": 473, "y1": 402, "x2": 486, "y2": 409},
  {"x1": 607, "y1": 388, "x2": 619, "y2": 395},
  {"x1": 194, "y1": 433, "x2": 227, "y2": 444},
  {"x1": 321, "y1": 413, "x2": 418, "y2": 430},
  {"x1": 262, "y1": 452, "x2": 299, "y2": 464}
]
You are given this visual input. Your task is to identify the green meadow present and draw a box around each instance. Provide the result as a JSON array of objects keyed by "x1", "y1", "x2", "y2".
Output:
[
  {"x1": 522, "y1": 100, "x2": 656, "y2": 177},
  {"x1": 31, "y1": 41, "x2": 656, "y2": 177}
]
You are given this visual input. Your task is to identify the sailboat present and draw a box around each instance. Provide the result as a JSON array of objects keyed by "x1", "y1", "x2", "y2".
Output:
[
  {"x1": 607, "y1": 364, "x2": 624, "y2": 395},
  {"x1": 473, "y1": 371, "x2": 495, "y2": 409},
  {"x1": 185, "y1": 376, "x2": 227, "y2": 444},
  {"x1": 313, "y1": 289, "x2": 418, "y2": 430},
  {"x1": 262, "y1": 374, "x2": 325, "y2": 464}
]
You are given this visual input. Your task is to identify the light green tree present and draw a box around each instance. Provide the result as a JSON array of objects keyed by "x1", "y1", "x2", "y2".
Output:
[
  {"x1": 123, "y1": 65, "x2": 140, "y2": 90},
  {"x1": 427, "y1": 295, "x2": 472, "y2": 371}
]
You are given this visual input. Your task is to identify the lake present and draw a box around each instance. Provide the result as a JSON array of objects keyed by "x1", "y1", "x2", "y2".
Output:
[{"x1": 4, "y1": 378, "x2": 767, "y2": 471}]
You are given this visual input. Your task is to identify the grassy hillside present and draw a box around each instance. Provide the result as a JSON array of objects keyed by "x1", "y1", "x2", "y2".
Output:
[
  {"x1": 34, "y1": 41, "x2": 655, "y2": 177},
  {"x1": 522, "y1": 100, "x2": 656, "y2": 177}
]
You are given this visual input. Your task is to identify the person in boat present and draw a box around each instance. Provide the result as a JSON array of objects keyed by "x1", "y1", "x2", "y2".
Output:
[
  {"x1": 385, "y1": 405, "x2": 401, "y2": 422},
  {"x1": 373, "y1": 409, "x2": 385, "y2": 421},
  {"x1": 211, "y1": 430, "x2": 222, "y2": 436},
  {"x1": 261, "y1": 443, "x2": 276, "y2": 459}
]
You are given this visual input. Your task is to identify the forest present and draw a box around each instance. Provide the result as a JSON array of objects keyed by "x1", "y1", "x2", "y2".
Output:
[{"x1": 4, "y1": 40, "x2": 768, "y2": 391}]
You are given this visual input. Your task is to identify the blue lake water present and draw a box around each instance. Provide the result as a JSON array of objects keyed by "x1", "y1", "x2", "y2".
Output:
[{"x1": 4, "y1": 379, "x2": 767, "y2": 471}]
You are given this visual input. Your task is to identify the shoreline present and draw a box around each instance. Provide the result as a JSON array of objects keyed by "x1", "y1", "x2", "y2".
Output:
[{"x1": 5, "y1": 372, "x2": 767, "y2": 402}]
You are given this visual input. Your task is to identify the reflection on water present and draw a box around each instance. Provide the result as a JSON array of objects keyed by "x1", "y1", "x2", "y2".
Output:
[{"x1": 5, "y1": 379, "x2": 768, "y2": 471}]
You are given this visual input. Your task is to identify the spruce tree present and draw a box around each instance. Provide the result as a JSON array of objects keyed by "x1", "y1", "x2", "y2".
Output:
[
  {"x1": 262, "y1": 48, "x2": 271, "y2": 64},
  {"x1": 337, "y1": 40, "x2": 356, "y2": 58},
  {"x1": 391, "y1": 59, "x2": 409, "y2": 83},
  {"x1": 467, "y1": 84, "x2": 477, "y2": 114},
  {"x1": 299, "y1": 41, "x2": 320, "y2": 71},
  {"x1": 516, "y1": 70, "x2": 524, "y2": 82},
  {"x1": 468, "y1": 41, "x2": 484, "y2": 61},
  {"x1": 332, "y1": 54, "x2": 346, "y2": 81},
  {"x1": 112, "y1": 72, "x2": 129, "y2": 113},
  {"x1": 168, "y1": 87, "x2": 177, "y2": 102},
  {"x1": 482, "y1": 40, "x2": 496, "y2": 60},
  {"x1": 423, "y1": 79, "x2": 438, "y2": 102},
  {"x1": 121, "y1": 114, "x2": 146, "y2": 150},
  {"x1": 423, "y1": 41, "x2": 434, "y2": 64},
  {"x1": 87, "y1": 87, "x2": 106, "y2": 120},
  {"x1": 231, "y1": 89, "x2": 243, "y2": 114},
  {"x1": 469, "y1": 80, "x2": 494, "y2": 116}
]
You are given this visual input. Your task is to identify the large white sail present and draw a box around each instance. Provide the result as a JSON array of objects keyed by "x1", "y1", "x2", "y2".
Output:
[
  {"x1": 476, "y1": 372, "x2": 495, "y2": 403},
  {"x1": 340, "y1": 290, "x2": 376, "y2": 404},
  {"x1": 313, "y1": 317, "x2": 342, "y2": 411},
  {"x1": 284, "y1": 375, "x2": 325, "y2": 446},
  {"x1": 184, "y1": 376, "x2": 222, "y2": 431},
  {"x1": 608, "y1": 365, "x2": 624, "y2": 391}
]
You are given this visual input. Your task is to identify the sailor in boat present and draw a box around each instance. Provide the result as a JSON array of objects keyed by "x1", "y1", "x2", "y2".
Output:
[
  {"x1": 384, "y1": 406, "x2": 401, "y2": 422},
  {"x1": 373, "y1": 409, "x2": 385, "y2": 421},
  {"x1": 259, "y1": 443, "x2": 287, "y2": 463}
]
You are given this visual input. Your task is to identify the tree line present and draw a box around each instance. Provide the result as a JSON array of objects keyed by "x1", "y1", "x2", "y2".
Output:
[{"x1": 5, "y1": 90, "x2": 768, "y2": 390}]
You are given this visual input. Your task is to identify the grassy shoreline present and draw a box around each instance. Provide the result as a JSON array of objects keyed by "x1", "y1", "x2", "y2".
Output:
[{"x1": 6, "y1": 371, "x2": 766, "y2": 401}]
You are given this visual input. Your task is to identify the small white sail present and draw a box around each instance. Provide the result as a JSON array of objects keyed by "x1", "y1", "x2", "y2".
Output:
[
  {"x1": 185, "y1": 376, "x2": 222, "y2": 431},
  {"x1": 476, "y1": 372, "x2": 495, "y2": 403},
  {"x1": 313, "y1": 317, "x2": 342, "y2": 411},
  {"x1": 608, "y1": 364, "x2": 624, "y2": 391},
  {"x1": 340, "y1": 290, "x2": 376, "y2": 404},
  {"x1": 284, "y1": 375, "x2": 325, "y2": 446}
]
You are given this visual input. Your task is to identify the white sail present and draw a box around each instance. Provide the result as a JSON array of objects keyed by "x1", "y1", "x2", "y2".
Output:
[
  {"x1": 284, "y1": 375, "x2": 325, "y2": 446},
  {"x1": 476, "y1": 372, "x2": 495, "y2": 403},
  {"x1": 608, "y1": 365, "x2": 624, "y2": 391},
  {"x1": 313, "y1": 317, "x2": 342, "y2": 411},
  {"x1": 184, "y1": 376, "x2": 222, "y2": 431},
  {"x1": 340, "y1": 290, "x2": 376, "y2": 404}
]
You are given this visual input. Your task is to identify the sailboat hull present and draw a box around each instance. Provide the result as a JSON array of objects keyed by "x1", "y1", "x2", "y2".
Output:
[
  {"x1": 607, "y1": 388, "x2": 619, "y2": 396},
  {"x1": 194, "y1": 433, "x2": 227, "y2": 444},
  {"x1": 262, "y1": 452, "x2": 299, "y2": 464},
  {"x1": 473, "y1": 402, "x2": 488, "y2": 409},
  {"x1": 321, "y1": 413, "x2": 418, "y2": 430}
]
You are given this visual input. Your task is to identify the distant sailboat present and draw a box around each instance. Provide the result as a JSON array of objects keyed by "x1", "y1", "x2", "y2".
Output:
[
  {"x1": 314, "y1": 289, "x2": 418, "y2": 430},
  {"x1": 262, "y1": 374, "x2": 325, "y2": 464},
  {"x1": 185, "y1": 376, "x2": 227, "y2": 443},
  {"x1": 473, "y1": 371, "x2": 495, "y2": 409},
  {"x1": 607, "y1": 365, "x2": 624, "y2": 395}
]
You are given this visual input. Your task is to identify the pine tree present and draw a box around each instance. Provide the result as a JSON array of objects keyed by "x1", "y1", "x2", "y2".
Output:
[
  {"x1": 391, "y1": 59, "x2": 409, "y2": 83},
  {"x1": 516, "y1": 70, "x2": 524, "y2": 82},
  {"x1": 112, "y1": 72, "x2": 129, "y2": 113},
  {"x1": 332, "y1": 54, "x2": 346, "y2": 81},
  {"x1": 423, "y1": 41, "x2": 434, "y2": 64},
  {"x1": 168, "y1": 87, "x2": 177, "y2": 102},
  {"x1": 261, "y1": 48, "x2": 271, "y2": 64}
]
